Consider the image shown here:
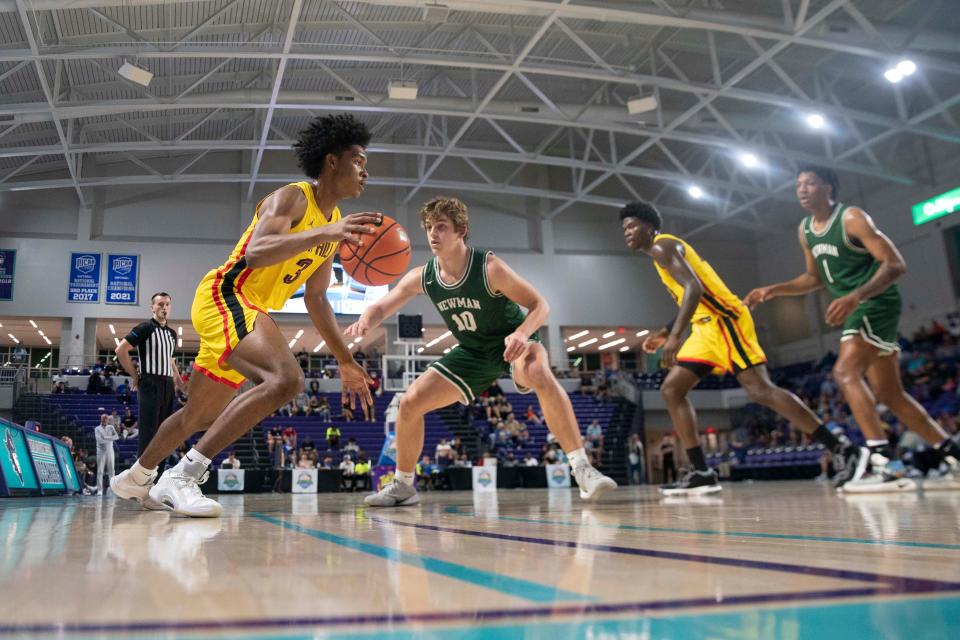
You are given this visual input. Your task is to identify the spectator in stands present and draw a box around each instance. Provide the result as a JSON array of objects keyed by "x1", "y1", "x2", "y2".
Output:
[
  {"x1": 307, "y1": 394, "x2": 320, "y2": 415},
  {"x1": 503, "y1": 412, "x2": 523, "y2": 442},
  {"x1": 628, "y1": 433, "x2": 645, "y2": 485},
  {"x1": 281, "y1": 435, "x2": 296, "y2": 468},
  {"x1": 282, "y1": 425, "x2": 297, "y2": 448},
  {"x1": 277, "y1": 401, "x2": 293, "y2": 417},
  {"x1": 453, "y1": 454, "x2": 472, "y2": 468},
  {"x1": 320, "y1": 454, "x2": 335, "y2": 469},
  {"x1": 220, "y1": 451, "x2": 241, "y2": 469},
  {"x1": 341, "y1": 401, "x2": 355, "y2": 422},
  {"x1": 340, "y1": 454, "x2": 356, "y2": 491},
  {"x1": 61, "y1": 435, "x2": 74, "y2": 453},
  {"x1": 525, "y1": 404, "x2": 544, "y2": 425},
  {"x1": 317, "y1": 397, "x2": 331, "y2": 422},
  {"x1": 326, "y1": 425, "x2": 342, "y2": 450},
  {"x1": 417, "y1": 455, "x2": 439, "y2": 490},
  {"x1": 502, "y1": 452, "x2": 519, "y2": 468},
  {"x1": 301, "y1": 436, "x2": 316, "y2": 457},
  {"x1": 296, "y1": 349, "x2": 309, "y2": 370},
  {"x1": 343, "y1": 437, "x2": 360, "y2": 454},
  {"x1": 293, "y1": 389, "x2": 310, "y2": 416},
  {"x1": 586, "y1": 419, "x2": 604, "y2": 455},
  {"x1": 542, "y1": 445, "x2": 559, "y2": 465},
  {"x1": 101, "y1": 372, "x2": 115, "y2": 395},
  {"x1": 116, "y1": 380, "x2": 131, "y2": 404},
  {"x1": 94, "y1": 414, "x2": 119, "y2": 496},
  {"x1": 450, "y1": 437, "x2": 466, "y2": 458},
  {"x1": 120, "y1": 408, "x2": 138, "y2": 439},
  {"x1": 107, "y1": 409, "x2": 121, "y2": 430},
  {"x1": 86, "y1": 371, "x2": 102, "y2": 394},
  {"x1": 351, "y1": 455, "x2": 370, "y2": 491},
  {"x1": 523, "y1": 453, "x2": 539, "y2": 467},
  {"x1": 267, "y1": 425, "x2": 282, "y2": 457},
  {"x1": 435, "y1": 438, "x2": 454, "y2": 468}
]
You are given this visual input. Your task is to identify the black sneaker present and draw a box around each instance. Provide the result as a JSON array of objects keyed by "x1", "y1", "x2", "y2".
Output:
[
  {"x1": 832, "y1": 442, "x2": 869, "y2": 489},
  {"x1": 659, "y1": 469, "x2": 721, "y2": 496}
]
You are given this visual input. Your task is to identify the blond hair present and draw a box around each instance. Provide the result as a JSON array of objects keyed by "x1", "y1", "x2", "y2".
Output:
[{"x1": 419, "y1": 196, "x2": 469, "y2": 240}]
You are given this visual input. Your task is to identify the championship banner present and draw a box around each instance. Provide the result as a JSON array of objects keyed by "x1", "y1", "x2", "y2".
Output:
[
  {"x1": 291, "y1": 468, "x2": 318, "y2": 493},
  {"x1": 67, "y1": 252, "x2": 101, "y2": 303},
  {"x1": 0, "y1": 249, "x2": 15, "y2": 301},
  {"x1": 472, "y1": 465, "x2": 497, "y2": 492},
  {"x1": 25, "y1": 433, "x2": 66, "y2": 494},
  {"x1": 217, "y1": 469, "x2": 245, "y2": 492},
  {"x1": 545, "y1": 463, "x2": 571, "y2": 489},
  {"x1": 105, "y1": 254, "x2": 139, "y2": 305},
  {"x1": 0, "y1": 423, "x2": 39, "y2": 496}
]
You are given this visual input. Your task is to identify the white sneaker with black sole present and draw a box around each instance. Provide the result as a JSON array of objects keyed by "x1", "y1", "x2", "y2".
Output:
[{"x1": 659, "y1": 469, "x2": 722, "y2": 496}]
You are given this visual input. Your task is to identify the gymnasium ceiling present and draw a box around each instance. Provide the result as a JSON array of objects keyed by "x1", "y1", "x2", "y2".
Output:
[{"x1": 0, "y1": 0, "x2": 957, "y2": 235}]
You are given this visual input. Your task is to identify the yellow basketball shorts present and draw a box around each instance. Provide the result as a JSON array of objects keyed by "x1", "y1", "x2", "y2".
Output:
[
  {"x1": 677, "y1": 308, "x2": 766, "y2": 376},
  {"x1": 191, "y1": 262, "x2": 266, "y2": 389}
]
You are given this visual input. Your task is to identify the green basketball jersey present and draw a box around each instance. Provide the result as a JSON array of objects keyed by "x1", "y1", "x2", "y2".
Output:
[
  {"x1": 421, "y1": 247, "x2": 527, "y2": 354},
  {"x1": 802, "y1": 203, "x2": 899, "y2": 304}
]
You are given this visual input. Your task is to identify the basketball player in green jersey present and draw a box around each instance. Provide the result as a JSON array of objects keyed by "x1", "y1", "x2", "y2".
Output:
[
  {"x1": 347, "y1": 196, "x2": 617, "y2": 506},
  {"x1": 745, "y1": 166, "x2": 960, "y2": 492}
]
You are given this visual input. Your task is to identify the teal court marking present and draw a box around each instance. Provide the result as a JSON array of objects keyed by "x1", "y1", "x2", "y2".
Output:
[
  {"x1": 444, "y1": 505, "x2": 960, "y2": 550},
  {"x1": 253, "y1": 513, "x2": 593, "y2": 604}
]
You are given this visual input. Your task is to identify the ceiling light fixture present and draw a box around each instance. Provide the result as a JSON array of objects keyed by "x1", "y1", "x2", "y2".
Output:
[
  {"x1": 29, "y1": 320, "x2": 37, "y2": 328},
  {"x1": 313, "y1": 341, "x2": 326, "y2": 353},
  {"x1": 688, "y1": 185, "x2": 704, "y2": 199},
  {"x1": 602, "y1": 331, "x2": 616, "y2": 339},
  {"x1": 806, "y1": 113, "x2": 826, "y2": 129},
  {"x1": 566, "y1": 330, "x2": 589, "y2": 341},
  {"x1": 578, "y1": 337, "x2": 598, "y2": 348},
  {"x1": 599, "y1": 338, "x2": 626, "y2": 350}
]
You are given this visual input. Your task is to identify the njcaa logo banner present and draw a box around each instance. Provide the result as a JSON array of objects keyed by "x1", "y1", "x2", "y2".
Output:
[
  {"x1": 67, "y1": 252, "x2": 101, "y2": 303},
  {"x1": 472, "y1": 465, "x2": 497, "y2": 492},
  {"x1": 217, "y1": 469, "x2": 245, "y2": 492},
  {"x1": 546, "y1": 463, "x2": 571, "y2": 489},
  {"x1": 292, "y1": 468, "x2": 318, "y2": 493},
  {"x1": 105, "y1": 254, "x2": 139, "y2": 305}
]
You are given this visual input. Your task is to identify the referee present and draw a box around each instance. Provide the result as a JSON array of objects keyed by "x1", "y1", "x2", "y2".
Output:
[{"x1": 115, "y1": 292, "x2": 187, "y2": 474}]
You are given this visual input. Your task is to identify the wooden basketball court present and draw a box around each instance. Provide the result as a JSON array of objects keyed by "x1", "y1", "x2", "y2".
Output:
[{"x1": 2, "y1": 483, "x2": 958, "y2": 638}]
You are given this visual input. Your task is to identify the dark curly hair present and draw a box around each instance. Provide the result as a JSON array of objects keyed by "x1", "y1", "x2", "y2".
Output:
[
  {"x1": 797, "y1": 165, "x2": 839, "y2": 201},
  {"x1": 293, "y1": 114, "x2": 371, "y2": 179},
  {"x1": 619, "y1": 200, "x2": 662, "y2": 232}
]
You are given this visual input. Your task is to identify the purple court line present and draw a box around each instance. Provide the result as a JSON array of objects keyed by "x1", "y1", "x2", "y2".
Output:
[
  {"x1": 369, "y1": 517, "x2": 960, "y2": 595},
  {"x1": 0, "y1": 587, "x2": 892, "y2": 636}
]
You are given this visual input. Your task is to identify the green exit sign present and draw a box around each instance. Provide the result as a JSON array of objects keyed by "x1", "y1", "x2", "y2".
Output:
[{"x1": 913, "y1": 187, "x2": 960, "y2": 226}]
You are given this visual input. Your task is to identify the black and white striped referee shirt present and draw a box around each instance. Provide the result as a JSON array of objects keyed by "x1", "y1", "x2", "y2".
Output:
[{"x1": 123, "y1": 319, "x2": 177, "y2": 377}]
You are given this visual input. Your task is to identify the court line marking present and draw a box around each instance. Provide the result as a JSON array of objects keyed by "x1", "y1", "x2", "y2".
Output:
[
  {"x1": 252, "y1": 513, "x2": 593, "y2": 603},
  {"x1": 443, "y1": 505, "x2": 960, "y2": 550},
  {"x1": 162, "y1": 594, "x2": 960, "y2": 640},
  {"x1": 371, "y1": 516, "x2": 960, "y2": 594},
  {"x1": 0, "y1": 587, "x2": 890, "y2": 636}
]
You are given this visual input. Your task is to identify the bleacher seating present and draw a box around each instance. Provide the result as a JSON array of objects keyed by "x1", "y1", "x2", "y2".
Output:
[{"x1": 474, "y1": 393, "x2": 616, "y2": 461}]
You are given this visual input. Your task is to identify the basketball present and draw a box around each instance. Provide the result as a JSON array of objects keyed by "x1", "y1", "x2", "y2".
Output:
[{"x1": 339, "y1": 214, "x2": 412, "y2": 286}]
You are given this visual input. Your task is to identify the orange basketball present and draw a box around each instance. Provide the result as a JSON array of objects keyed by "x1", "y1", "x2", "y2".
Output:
[{"x1": 339, "y1": 214, "x2": 412, "y2": 286}]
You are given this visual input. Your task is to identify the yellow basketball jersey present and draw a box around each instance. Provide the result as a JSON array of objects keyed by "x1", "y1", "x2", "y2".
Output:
[
  {"x1": 214, "y1": 181, "x2": 341, "y2": 312},
  {"x1": 652, "y1": 233, "x2": 743, "y2": 321}
]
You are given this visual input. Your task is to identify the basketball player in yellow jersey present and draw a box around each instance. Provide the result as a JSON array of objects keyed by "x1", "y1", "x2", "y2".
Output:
[
  {"x1": 112, "y1": 114, "x2": 380, "y2": 516},
  {"x1": 620, "y1": 201, "x2": 863, "y2": 495}
]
